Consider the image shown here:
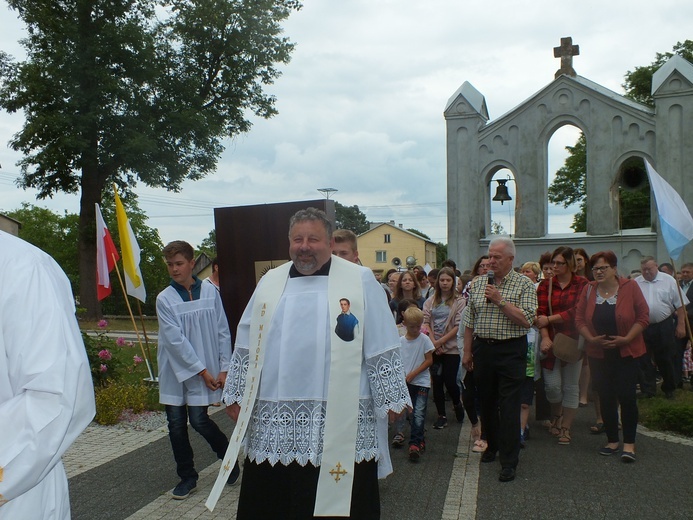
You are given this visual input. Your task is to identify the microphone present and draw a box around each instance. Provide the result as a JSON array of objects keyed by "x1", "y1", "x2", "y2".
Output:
[{"x1": 486, "y1": 271, "x2": 495, "y2": 302}]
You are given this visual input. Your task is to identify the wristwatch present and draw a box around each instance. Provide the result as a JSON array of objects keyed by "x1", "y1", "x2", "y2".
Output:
[{"x1": 498, "y1": 299, "x2": 507, "y2": 308}]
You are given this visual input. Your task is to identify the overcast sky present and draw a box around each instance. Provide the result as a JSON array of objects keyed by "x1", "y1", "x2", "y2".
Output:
[{"x1": 0, "y1": 0, "x2": 691, "y2": 252}]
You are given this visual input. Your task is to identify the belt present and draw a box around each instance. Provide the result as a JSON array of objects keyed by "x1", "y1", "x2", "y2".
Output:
[
  {"x1": 651, "y1": 315, "x2": 675, "y2": 326},
  {"x1": 475, "y1": 336, "x2": 523, "y2": 345}
]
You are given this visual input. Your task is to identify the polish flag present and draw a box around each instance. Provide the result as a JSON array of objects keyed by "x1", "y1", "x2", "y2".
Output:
[{"x1": 96, "y1": 203, "x2": 120, "y2": 300}]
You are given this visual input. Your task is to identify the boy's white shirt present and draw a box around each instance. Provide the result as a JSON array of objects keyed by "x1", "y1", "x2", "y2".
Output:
[{"x1": 399, "y1": 332, "x2": 435, "y2": 388}]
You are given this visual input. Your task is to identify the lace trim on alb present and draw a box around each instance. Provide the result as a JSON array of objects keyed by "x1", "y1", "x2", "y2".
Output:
[
  {"x1": 366, "y1": 347, "x2": 410, "y2": 416},
  {"x1": 222, "y1": 346, "x2": 248, "y2": 405},
  {"x1": 245, "y1": 399, "x2": 379, "y2": 467}
]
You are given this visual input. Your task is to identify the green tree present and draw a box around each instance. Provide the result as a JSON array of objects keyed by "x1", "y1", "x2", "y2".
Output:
[
  {"x1": 7, "y1": 198, "x2": 168, "y2": 316},
  {"x1": 623, "y1": 40, "x2": 693, "y2": 106},
  {"x1": 0, "y1": 0, "x2": 300, "y2": 318},
  {"x1": 7, "y1": 203, "x2": 80, "y2": 288},
  {"x1": 335, "y1": 202, "x2": 370, "y2": 234},
  {"x1": 490, "y1": 220, "x2": 506, "y2": 235},
  {"x1": 198, "y1": 229, "x2": 217, "y2": 258},
  {"x1": 548, "y1": 134, "x2": 587, "y2": 232},
  {"x1": 435, "y1": 242, "x2": 448, "y2": 268}
]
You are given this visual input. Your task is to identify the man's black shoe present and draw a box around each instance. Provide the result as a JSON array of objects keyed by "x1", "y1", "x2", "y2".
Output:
[
  {"x1": 171, "y1": 478, "x2": 197, "y2": 500},
  {"x1": 499, "y1": 467, "x2": 516, "y2": 482},
  {"x1": 481, "y1": 449, "x2": 496, "y2": 463}
]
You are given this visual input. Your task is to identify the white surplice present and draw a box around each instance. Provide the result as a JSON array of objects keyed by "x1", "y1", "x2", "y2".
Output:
[
  {"x1": 0, "y1": 231, "x2": 95, "y2": 519},
  {"x1": 156, "y1": 281, "x2": 232, "y2": 406},
  {"x1": 222, "y1": 263, "x2": 410, "y2": 478}
]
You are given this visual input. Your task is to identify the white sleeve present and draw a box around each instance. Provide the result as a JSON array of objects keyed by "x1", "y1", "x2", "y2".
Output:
[{"x1": 0, "y1": 250, "x2": 95, "y2": 504}]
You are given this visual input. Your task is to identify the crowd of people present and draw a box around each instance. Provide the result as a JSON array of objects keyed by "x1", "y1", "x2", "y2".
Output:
[
  {"x1": 6, "y1": 209, "x2": 693, "y2": 519},
  {"x1": 373, "y1": 238, "x2": 693, "y2": 484}
]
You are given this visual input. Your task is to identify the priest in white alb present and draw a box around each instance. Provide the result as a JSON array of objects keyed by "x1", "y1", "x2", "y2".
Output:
[
  {"x1": 0, "y1": 231, "x2": 95, "y2": 519},
  {"x1": 208, "y1": 208, "x2": 411, "y2": 519}
]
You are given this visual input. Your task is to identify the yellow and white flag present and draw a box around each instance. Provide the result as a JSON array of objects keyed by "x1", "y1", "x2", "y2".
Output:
[{"x1": 114, "y1": 184, "x2": 146, "y2": 302}]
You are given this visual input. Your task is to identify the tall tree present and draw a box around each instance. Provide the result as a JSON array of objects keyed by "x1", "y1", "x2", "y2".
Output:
[
  {"x1": 0, "y1": 0, "x2": 300, "y2": 318},
  {"x1": 335, "y1": 201, "x2": 370, "y2": 234},
  {"x1": 548, "y1": 134, "x2": 587, "y2": 232},
  {"x1": 623, "y1": 40, "x2": 693, "y2": 106},
  {"x1": 7, "y1": 198, "x2": 168, "y2": 315},
  {"x1": 197, "y1": 229, "x2": 217, "y2": 258}
]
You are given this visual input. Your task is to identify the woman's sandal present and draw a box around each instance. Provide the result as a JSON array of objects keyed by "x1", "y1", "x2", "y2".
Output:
[
  {"x1": 472, "y1": 439, "x2": 487, "y2": 453},
  {"x1": 558, "y1": 427, "x2": 571, "y2": 445},
  {"x1": 549, "y1": 415, "x2": 563, "y2": 437},
  {"x1": 590, "y1": 422, "x2": 606, "y2": 434}
]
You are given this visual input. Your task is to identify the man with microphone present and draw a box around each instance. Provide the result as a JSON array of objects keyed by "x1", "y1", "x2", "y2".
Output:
[{"x1": 461, "y1": 237, "x2": 537, "y2": 482}]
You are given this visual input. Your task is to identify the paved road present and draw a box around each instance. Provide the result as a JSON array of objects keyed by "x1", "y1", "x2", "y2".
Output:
[{"x1": 67, "y1": 399, "x2": 693, "y2": 519}]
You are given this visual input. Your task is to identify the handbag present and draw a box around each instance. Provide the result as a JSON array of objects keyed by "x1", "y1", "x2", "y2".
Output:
[
  {"x1": 547, "y1": 280, "x2": 582, "y2": 363},
  {"x1": 552, "y1": 332, "x2": 582, "y2": 363}
]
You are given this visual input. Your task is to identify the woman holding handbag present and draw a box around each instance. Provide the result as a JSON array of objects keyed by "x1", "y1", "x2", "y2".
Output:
[
  {"x1": 535, "y1": 246, "x2": 588, "y2": 445},
  {"x1": 575, "y1": 251, "x2": 649, "y2": 462},
  {"x1": 424, "y1": 267, "x2": 466, "y2": 430}
]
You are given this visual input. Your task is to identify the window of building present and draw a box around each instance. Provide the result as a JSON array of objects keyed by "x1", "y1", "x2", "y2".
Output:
[
  {"x1": 376, "y1": 251, "x2": 387, "y2": 263},
  {"x1": 384, "y1": 234, "x2": 391, "y2": 243}
]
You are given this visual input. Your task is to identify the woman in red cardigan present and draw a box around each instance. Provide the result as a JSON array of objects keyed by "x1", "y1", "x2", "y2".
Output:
[{"x1": 575, "y1": 251, "x2": 649, "y2": 463}]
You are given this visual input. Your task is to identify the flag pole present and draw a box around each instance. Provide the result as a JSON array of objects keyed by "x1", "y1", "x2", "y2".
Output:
[
  {"x1": 135, "y1": 300, "x2": 156, "y2": 378},
  {"x1": 111, "y1": 253, "x2": 155, "y2": 380}
]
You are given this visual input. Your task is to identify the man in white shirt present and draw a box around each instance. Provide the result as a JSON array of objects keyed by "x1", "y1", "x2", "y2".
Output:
[{"x1": 635, "y1": 257, "x2": 688, "y2": 399}]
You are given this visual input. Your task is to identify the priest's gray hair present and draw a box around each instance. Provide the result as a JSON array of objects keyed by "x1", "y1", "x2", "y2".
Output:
[
  {"x1": 289, "y1": 207, "x2": 333, "y2": 239},
  {"x1": 489, "y1": 236, "x2": 516, "y2": 257}
]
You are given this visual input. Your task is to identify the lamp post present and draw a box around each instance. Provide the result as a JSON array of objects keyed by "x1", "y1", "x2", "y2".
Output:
[{"x1": 317, "y1": 188, "x2": 338, "y2": 200}]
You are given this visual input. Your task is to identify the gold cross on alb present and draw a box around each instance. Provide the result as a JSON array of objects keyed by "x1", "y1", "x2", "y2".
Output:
[{"x1": 329, "y1": 462, "x2": 348, "y2": 482}]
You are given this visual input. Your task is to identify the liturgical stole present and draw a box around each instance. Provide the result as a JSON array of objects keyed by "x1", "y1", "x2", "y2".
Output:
[{"x1": 206, "y1": 256, "x2": 365, "y2": 517}]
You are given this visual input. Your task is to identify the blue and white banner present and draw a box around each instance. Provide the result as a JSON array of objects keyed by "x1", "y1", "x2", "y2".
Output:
[{"x1": 645, "y1": 160, "x2": 693, "y2": 260}]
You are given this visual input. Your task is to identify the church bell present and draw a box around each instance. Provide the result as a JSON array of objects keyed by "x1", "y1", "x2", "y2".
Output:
[{"x1": 492, "y1": 179, "x2": 512, "y2": 205}]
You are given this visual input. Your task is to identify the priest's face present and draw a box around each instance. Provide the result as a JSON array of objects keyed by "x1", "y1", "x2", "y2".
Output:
[{"x1": 289, "y1": 220, "x2": 334, "y2": 275}]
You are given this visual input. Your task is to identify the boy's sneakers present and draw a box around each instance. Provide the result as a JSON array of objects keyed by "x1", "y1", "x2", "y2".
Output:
[
  {"x1": 391, "y1": 432, "x2": 405, "y2": 448},
  {"x1": 227, "y1": 461, "x2": 241, "y2": 486},
  {"x1": 454, "y1": 403, "x2": 465, "y2": 423},
  {"x1": 171, "y1": 478, "x2": 197, "y2": 500},
  {"x1": 418, "y1": 440, "x2": 426, "y2": 453},
  {"x1": 408, "y1": 444, "x2": 420, "y2": 461},
  {"x1": 433, "y1": 416, "x2": 448, "y2": 429}
]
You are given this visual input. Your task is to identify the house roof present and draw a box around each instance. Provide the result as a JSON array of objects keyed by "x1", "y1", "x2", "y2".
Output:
[{"x1": 359, "y1": 222, "x2": 436, "y2": 245}]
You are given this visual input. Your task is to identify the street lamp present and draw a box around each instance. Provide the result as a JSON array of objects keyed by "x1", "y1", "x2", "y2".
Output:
[{"x1": 317, "y1": 188, "x2": 338, "y2": 200}]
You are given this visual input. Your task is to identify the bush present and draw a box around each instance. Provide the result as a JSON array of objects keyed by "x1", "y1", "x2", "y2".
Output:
[
  {"x1": 94, "y1": 382, "x2": 152, "y2": 425},
  {"x1": 638, "y1": 390, "x2": 693, "y2": 437}
]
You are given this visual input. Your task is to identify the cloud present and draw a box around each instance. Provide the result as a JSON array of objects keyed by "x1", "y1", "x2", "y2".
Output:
[{"x1": 0, "y1": 0, "x2": 691, "y2": 251}]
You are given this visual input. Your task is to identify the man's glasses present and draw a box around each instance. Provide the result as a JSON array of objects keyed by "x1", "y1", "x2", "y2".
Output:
[{"x1": 591, "y1": 266, "x2": 610, "y2": 273}]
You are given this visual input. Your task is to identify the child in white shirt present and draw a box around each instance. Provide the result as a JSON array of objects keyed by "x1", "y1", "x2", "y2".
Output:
[{"x1": 391, "y1": 307, "x2": 435, "y2": 461}]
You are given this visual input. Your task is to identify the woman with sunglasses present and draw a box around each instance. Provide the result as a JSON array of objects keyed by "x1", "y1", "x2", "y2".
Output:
[{"x1": 535, "y1": 246, "x2": 588, "y2": 445}]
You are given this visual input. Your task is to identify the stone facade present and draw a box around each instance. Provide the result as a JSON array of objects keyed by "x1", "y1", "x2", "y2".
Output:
[{"x1": 446, "y1": 54, "x2": 693, "y2": 274}]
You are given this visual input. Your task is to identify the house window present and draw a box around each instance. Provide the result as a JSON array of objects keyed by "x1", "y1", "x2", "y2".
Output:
[
  {"x1": 384, "y1": 234, "x2": 391, "y2": 243},
  {"x1": 376, "y1": 251, "x2": 387, "y2": 263}
]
